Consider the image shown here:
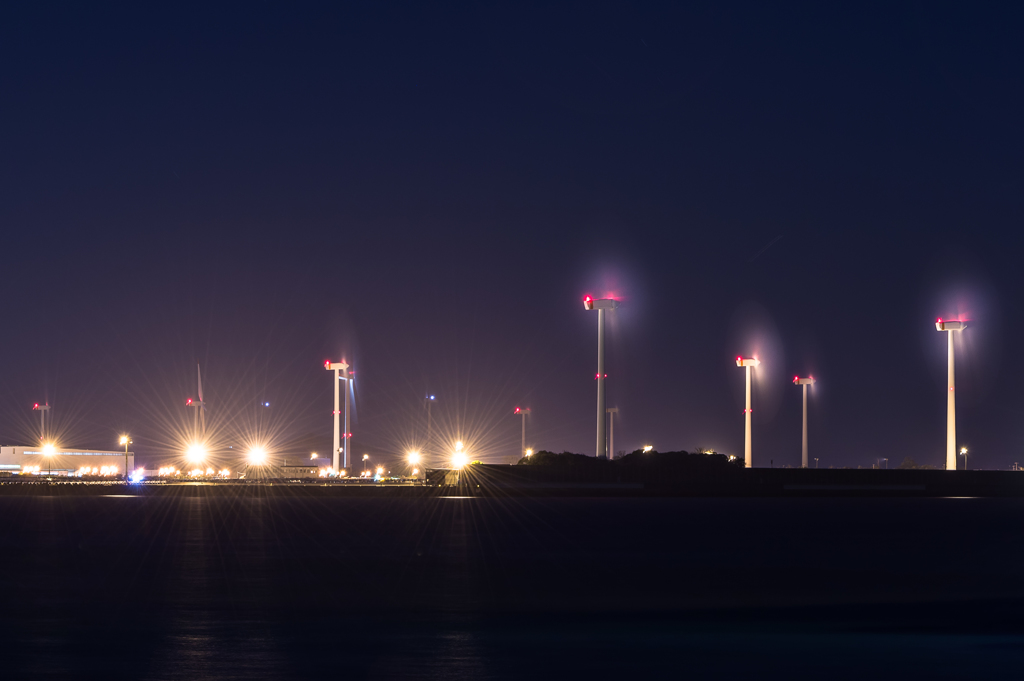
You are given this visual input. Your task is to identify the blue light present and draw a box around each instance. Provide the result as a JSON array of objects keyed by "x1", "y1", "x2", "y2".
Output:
[{"x1": 129, "y1": 470, "x2": 145, "y2": 483}]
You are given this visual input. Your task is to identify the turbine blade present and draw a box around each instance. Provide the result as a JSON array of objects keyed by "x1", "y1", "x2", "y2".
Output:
[{"x1": 197, "y1": 364, "x2": 203, "y2": 402}]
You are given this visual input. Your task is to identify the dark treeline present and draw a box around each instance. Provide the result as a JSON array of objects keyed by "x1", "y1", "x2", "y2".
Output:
[{"x1": 516, "y1": 449, "x2": 744, "y2": 473}]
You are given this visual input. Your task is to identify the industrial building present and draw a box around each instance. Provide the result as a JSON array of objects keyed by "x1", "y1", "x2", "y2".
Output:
[{"x1": 0, "y1": 446, "x2": 134, "y2": 477}]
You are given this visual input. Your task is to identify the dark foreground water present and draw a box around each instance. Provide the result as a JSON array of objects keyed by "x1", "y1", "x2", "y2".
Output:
[{"x1": 2, "y1": 491, "x2": 1024, "y2": 679}]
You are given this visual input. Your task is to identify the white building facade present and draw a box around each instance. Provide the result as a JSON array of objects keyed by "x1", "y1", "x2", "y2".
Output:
[{"x1": 0, "y1": 446, "x2": 134, "y2": 477}]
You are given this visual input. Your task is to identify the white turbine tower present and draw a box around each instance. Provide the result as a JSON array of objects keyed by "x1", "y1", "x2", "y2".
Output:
[
  {"x1": 607, "y1": 407, "x2": 619, "y2": 460},
  {"x1": 792, "y1": 376, "x2": 815, "y2": 468},
  {"x1": 936, "y1": 319, "x2": 966, "y2": 471},
  {"x1": 736, "y1": 356, "x2": 760, "y2": 468},
  {"x1": 325, "y1": 360, "x2": 351, "y2": 471},
  {"x1": 584, "y1": 295, "x2": 618, "y2": 458}
]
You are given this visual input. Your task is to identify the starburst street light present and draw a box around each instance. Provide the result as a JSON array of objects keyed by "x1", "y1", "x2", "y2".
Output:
[
  {"x1": 792, "y1": 377, "x2": 815, "y2": 468},
  {"x1": 584, "y1": 295, "x2": 618, "y2": 458},
  {"x1": 187, "y1": 443, "x2": 206, "y2": 464},
  {"x1": 42, "y1": 442, "x2": 55, "y2": 476},
  {"x1": 248, "y1": 447, "x2": 267, "y2": 465},
  {"x1": 736, "y1": 357, "x2": 760, "y2": 468},
  {"x1": 452, "y1": 441, "x2": 468, "y2": 468},
  {"x1": 936, "y1": 319, "x2": 967, "y2": 471},
  {"x1": 960, "y1": 446, "x2": 969, "y2": 471}
]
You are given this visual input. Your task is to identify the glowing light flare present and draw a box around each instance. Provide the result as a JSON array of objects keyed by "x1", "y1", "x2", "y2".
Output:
[
  {"x1": 186, "y1": 444, "x2": 206, "y2": 463},
  {"x1": 375, "y1": 466, "x2": 384, "y2": 476},
  {"x1": 42, "y1": 443, "x2": 55, "y2": 456},
  {"x1": 525, "y1": 448, "x2": 533, "y2": 456},
  {"x1": 248, "y1": 448, "x2": 267, "y2": 465},
  {"x1": 452, "y1": 452, "x2": 468, "y2": 468},
  {"x1": 642, "y1": 445, "x2": 653, "y2": 453},
  {"x1": 407, "y1": 451, "x2": 421, "y2": 465}
]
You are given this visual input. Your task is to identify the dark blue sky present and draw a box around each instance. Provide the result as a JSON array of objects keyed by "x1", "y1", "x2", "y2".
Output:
[{"x1": 2, "y1": 2, "x2": 1023, "y2": 469}]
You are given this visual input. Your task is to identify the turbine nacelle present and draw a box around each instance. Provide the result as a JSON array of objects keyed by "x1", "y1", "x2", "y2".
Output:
[
  {"x1": 935, "y1": 319, "x2": 966, "y2": 332},
  {"x1": 583, "y1": 296, "x2": 618, "y2": 311},
  {"x1": 736, "y1": 357, "x2": 760, "y2": 368}
]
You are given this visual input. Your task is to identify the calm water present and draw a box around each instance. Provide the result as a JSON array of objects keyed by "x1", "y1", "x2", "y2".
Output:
[{"x1": 2, "y1": 492, "x2": 1023, "y2": 679}]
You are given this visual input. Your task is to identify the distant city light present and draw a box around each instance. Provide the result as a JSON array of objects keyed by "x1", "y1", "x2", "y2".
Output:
[
  {"x1": 642, "y1": 445, "x2": 653, "y2": 453},
  {"x1": 525, "y1": 448, "x2": 533, "y2": 457}
]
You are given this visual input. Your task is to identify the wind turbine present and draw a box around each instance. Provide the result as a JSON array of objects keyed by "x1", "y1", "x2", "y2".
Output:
[
  {"x1": 32, "y1": 403, "x2": 50, "y2": 444},
  {"x1": 736, "y1": 356, "x2": 760, "y2": 467},
  {"x1": 187, "y1": 364, "x2": 207, "y2": 442},
  {"x1": 514, "y1": 407, "x2": 531, "y2": 459},
  {"x1": 793, "y1": 376, "x2": 815, "y2": 468},
  {"x1": 584, "y1": 295, "x2": 618, "y2": 458},
  {"x1": 936, "y1": 319, "x2": 966, "y2": 471}
]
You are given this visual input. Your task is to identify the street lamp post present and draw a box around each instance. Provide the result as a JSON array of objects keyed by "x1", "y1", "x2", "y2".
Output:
[
  {"x1": 120, "y1": 436, "x2": 132, "y2": 482},
  {"x1": 736, "y1": 357, "x2": 760, "y2": 468},
  {"x1": 936, "y1": 319, "x2": 966, "y2": 471},
  {"x1": 584, "y1": 296, "x2": 618, "y2": 458},
  {"x1": 514, "y1": 407, "x2": 531, "y2": 460},
  {"x1": 793, "y1": 377, "x2": 815, "y2": 468},
  {"x1": 960, "y1": 446, "x2": 968, "y2": 471},
  {"x1": 424, "y1": 394, "x2": 436, "y2": 463}
]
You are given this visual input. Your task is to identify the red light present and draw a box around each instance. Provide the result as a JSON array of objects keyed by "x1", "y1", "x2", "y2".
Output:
[
  {"x1": 514, "y1": 407, "x2": 520, "y2": 413},
  {"x1": 584, "y1": 296, "x2": 592, "y2": 302},
  {"x1": 33, "y1": 403, "x2": 38, "y2": 408},
  {"x1": 937, "y1": 318, "x2": 942, "y2": 323},
  {"x1": 186, "y1": 398, "x2": 192, "y2": 405}
]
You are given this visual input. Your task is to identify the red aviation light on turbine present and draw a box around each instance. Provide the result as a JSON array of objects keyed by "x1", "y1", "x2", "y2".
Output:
[
  {"x1": 186, "y1": 398, "x2": 192, "y2": 405},
  {"x1": 583, "y1": 295, "x2": 594, "y2": 310},
  {"x1": 736, "y1": 357, "x2": 760, "y2": 368}
]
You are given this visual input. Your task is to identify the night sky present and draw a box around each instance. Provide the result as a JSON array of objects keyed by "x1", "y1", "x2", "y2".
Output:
[{"x1": 2, "y1": 3, "x2": 1023, "y2": 469}]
